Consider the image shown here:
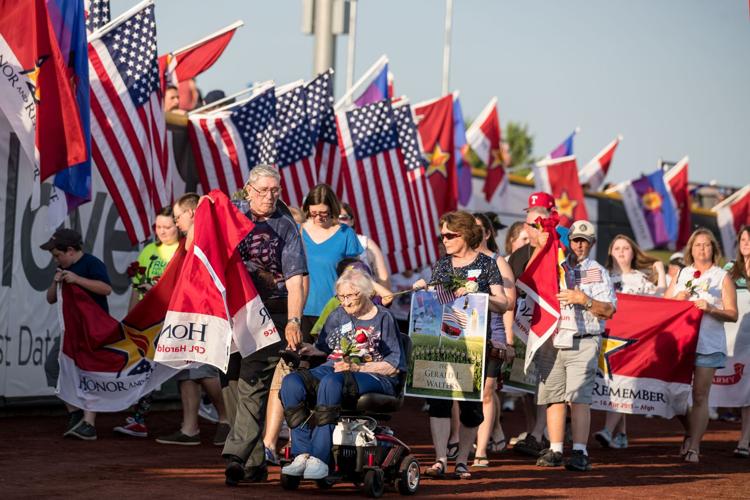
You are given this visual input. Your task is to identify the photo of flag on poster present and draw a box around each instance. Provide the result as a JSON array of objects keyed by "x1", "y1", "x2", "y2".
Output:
[{"x1": 406, "y1": 290, "x2": 488, "y2": 402}]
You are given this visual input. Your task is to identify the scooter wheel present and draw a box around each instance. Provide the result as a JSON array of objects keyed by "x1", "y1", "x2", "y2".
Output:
[
  {"x1": 316, "y1": 477, "x2": 335, "y2": 489},
  {"x1": 362, "y1": 469, "x2": 385, "y2": 498},
  {"x1": 396, "y1": 455, "x2": 420, "y2": 495},
  {"x1": 280, "y1": 474, "x2": 301, "y2": 490}
]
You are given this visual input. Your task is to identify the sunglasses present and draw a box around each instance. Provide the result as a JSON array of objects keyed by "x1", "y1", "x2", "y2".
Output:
[{"x1": 441, "y1": 232, "x2": 461, "y2": 241}]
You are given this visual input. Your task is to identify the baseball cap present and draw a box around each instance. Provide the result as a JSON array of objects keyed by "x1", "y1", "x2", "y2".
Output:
[
  {"x1": 40, "y1": 228, "x2": 83, "y2": 251},
  {"x1": 569, "y1": 220, "x2": 596, "y2": 243},
  {"x1": 525, "y1": 192, "x2": 555, "y2": 211}
]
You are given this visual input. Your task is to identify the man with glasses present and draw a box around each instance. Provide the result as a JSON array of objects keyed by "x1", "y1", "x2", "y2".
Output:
[{"x1": 223, "y1": 165, "x2": 308, "y2": 485}]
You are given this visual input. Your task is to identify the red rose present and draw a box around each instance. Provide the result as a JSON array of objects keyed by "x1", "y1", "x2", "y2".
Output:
[
  {"x1": 355, "y1": 333, "x2": 368, "y2": 343},
  {"x1": 467, "y1": 277, "x2": 477, "y2": 282},
  {"x1": 126, "y1": 261, "x2": 140, "y2": 278},
  {"x1": 693, "y1": 270, "x2": 701, "y2": 279}
]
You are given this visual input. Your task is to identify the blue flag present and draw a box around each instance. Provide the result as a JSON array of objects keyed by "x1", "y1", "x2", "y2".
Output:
[
  {"x1": 452, "y1": 95, "x2": 472, "y2": 206},
  {"x1": 48, "y1": 0, "x2": 91, "y2": 212}
]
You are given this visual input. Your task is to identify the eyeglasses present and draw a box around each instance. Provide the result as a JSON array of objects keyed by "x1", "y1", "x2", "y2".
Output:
[
  {"x1": 173, "y1": 211, "x2": 187, "y2": 223},
  {"x1": 525, "y1": 222, "x2": 541, "y2": 230},
  {"x1": 338, "y1": 214, "x2": 352, "y2": 222},
  {"x1": 309, "y1": 210, "x2": 330, "y2": 219},
  {"x1": 336, "y1": 292, "x2": 361, "y2": 302},
  {"x1": 247, "y1": 184, "x2": 282, "y2": 198},
  {"x1": 441, "y1": 232, "x2": 461, "y2": 241}
]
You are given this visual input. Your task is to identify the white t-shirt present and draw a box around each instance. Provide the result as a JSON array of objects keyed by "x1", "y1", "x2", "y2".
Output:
[
  {"x1": 611, "y1": 269, "x2": 659, "y2": 296},
  {"x1": 673, "y1": 265, "x2": 728, "y2": 355}
]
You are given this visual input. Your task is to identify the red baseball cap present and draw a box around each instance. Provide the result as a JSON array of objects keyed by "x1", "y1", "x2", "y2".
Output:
[{"x1": 525, "y1": 192, "x2": 555, "y2": 211}]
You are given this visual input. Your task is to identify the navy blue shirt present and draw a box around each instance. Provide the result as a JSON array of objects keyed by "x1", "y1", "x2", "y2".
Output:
[
  {"x1": 316, "y1": 305, "x2": 406, "y2": 375},
  {"x1": 66, "y1": 253, "x2": 111, "y2": 313},
  {"x1": 236, "y1": 204, "x2": 308, "y2": 302}
]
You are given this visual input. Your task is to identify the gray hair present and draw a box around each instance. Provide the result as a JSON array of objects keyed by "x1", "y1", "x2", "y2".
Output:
[
  {"x1": 526, "y1": 206, "x2": 550, "y2": 218},
  {"x1": 247, "y1": 164, "x2": 280, "y2": 185},
  {"x1": 336, "y1": 268, "x2": 375, "y2": 298}
]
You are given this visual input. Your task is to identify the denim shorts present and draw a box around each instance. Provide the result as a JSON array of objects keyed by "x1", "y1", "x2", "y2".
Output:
[{"x1": 695, "y1": 352, "x2": 726, "y2": 369}]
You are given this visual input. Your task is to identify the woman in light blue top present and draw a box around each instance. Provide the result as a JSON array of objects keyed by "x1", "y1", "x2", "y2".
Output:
[{"x1": 301, "y1": 184, "x2": 363, "y2": 335}]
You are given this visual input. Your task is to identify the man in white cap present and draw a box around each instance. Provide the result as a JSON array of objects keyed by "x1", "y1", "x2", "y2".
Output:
[{"x1": 535, "y1": 220, "x2": 617, "y2": 472}]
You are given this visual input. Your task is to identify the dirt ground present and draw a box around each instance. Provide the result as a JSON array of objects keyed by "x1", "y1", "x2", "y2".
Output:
[{"x1": 1, "y1": 398, "x2": 749, "y2": 499}]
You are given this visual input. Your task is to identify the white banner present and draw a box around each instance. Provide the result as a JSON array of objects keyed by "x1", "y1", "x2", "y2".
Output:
[
  {"x1": 0, "y1": 117, "x2": 138, "y2": 400},
  {"x1": 591, "y1": 374, "x2": 691, "y2": 418},
  {"x1": 710, "y1": 288, "x2": 750, "y2": 407}
]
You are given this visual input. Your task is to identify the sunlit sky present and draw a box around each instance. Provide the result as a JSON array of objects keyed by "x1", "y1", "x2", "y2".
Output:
[{"x1": 115, "y1": 0, "x2": 750, "y2": 188}]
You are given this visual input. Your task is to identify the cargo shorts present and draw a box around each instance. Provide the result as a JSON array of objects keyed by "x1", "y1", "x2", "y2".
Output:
[{"x1": 536, "y1": 335, "x2": 601, "y2": 405}]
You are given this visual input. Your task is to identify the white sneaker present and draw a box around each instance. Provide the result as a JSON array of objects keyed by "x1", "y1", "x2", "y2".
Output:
[
  {"x1": 199, "y1": 401, "x2": 219, "y2": 423},
  {"x1": 594, "y1": 428, "x2": 612, "y2": 448},
  {"x1": 612, "y1": 432, "x2": 629, "y2": 449},
  {"x1": 281, "y1": 453, "x2": 309, "y2": 477},
  {"x1": 303, "y1": 456, "x2": 329, "y2": 480},
  {"x1": 709, "y1": 407, "x2": 719, "y2": 420}
]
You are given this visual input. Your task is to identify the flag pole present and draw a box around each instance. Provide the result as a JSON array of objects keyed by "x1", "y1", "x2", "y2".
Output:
[
  {"x1": 88, "y1": 0, "x2": 153, "y2": 41},
  {"x1": 170, "y1": 20, "x2": 244, "y2": 56},
  {"x1": 345, "y1": 0, "x2": 359, "y2": 94},
  {"x1": 441, "y1": 0, "x2": 454, "y2": 96},
  {"x1": 190, "y1": 81, "x2": 273, "y2": 114},
  {"x1": 335, "y1": 54, "x2": 388, "y2": 109}
]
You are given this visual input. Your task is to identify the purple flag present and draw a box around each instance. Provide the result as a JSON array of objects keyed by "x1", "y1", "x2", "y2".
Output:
[
  {"x1": 354, "y1": 63, "x2": 390, "y2": 107},
  {"x1": 550, "y1": 129, "x2": 578, "y2": 159}
]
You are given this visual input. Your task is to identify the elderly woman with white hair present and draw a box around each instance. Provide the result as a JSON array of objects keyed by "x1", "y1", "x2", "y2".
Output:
[{"x1": 279, "y1": 268, "x2": 406, "y2": 480}]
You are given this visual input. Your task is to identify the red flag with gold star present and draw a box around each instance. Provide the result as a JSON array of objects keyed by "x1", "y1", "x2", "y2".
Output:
[
  {"x1": 591, "y1": 293, "x2": 702, "y2": 418},
  {"x1": 414, "y1": 94, "x2": 457, "y2": 215},
  {"x1": 533, "y1": 155, "x2": 588, "y2": 227}
]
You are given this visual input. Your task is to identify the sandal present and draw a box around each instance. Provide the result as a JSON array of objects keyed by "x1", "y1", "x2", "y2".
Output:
[
  {"x1": 679, "y1": 436, "x2": 691, "y2": 457},
  {"x1": 684, "y1": 449, "x2": 700, "y2": 463},
  {"x1": 447, "y1": 441, "x2": 459, "y2": 460},
  {"x1": 424, "y1": 460, "x2": 446, "y2": 478},
  {"x1": 471, "y1": 456, "x2": 489, "y2": 468},
  {"x1": 489, "y1": 438, "x2": 507, "y2": 454},
  {"x1": 734, "y1": 447, "x2": 750, "y2": 458},
  {"x1": 454, "y1": 463, "x2": 472, "y2": 479}
]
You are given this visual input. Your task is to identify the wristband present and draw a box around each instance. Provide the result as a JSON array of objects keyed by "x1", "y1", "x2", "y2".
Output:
[{"x1": 288, "y1": 317, "x2": 301, "y2": 325}]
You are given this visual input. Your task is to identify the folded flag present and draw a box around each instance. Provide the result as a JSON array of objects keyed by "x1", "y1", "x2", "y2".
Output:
[
  {"x1": 716, "y1": 184, "x2": 750, "y2": 256},
  {"x1": 591, "y1": 293, "x2": 702, "y2": 418},
  {"x1": 56, "y1": 246, "x2": 186, "y2": 412},
  {"x1": 578, "y1": 135, "x2": 621, "y2": 191},
  {"x1": 617, "y1": 171, "x2": 674, "y2": 250},
  {"x1": 155, "y1": 190, "x2": 279, "y2": 372},
  {"x1": 533, "y1": 156, "x2": 588, "y2": 227},
  {"x1": 466, "y1": 97, "x2": 507, "y2": 203},
  {"x1": 664, "y1": 156, "x2": 691, "y2": 248}
]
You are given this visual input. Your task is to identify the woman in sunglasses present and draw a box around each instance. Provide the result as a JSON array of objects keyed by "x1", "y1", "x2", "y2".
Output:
[
  {"x1": 301, "y1": 184, "x2": 364, "y2": 336},
  {"x1": 413, "y1": 210, "x2": 510, "y2": 479}
]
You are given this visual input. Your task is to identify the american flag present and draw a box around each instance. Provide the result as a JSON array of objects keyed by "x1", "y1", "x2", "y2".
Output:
[
  {"x1": 575, "y1": 268, "x2": 603, "y2": 285},
  {"x1": 392, "y1": 100, "x2": 440, "y2": 266},
  {"x1": 85, "y1": 0, "x2": 110, "y2": 34},
  {"x1": 336, "y1": 99, "x2": 424, "y2": 273},
  {"x1": 88, "y1": 1, "x2": 169, "y2": 244},
  {"x1": 187, "y1": 84, "x2": 276, "y2": 196},
  {"x1": 274, "y1": 83, "x2": 316, "y2": 208},
  {"x1": 443, "y1": 306, "x2": 469, "y2": 329},
  {"x1": 434, "y1": 283, "x2": 456, "y2": 305},
  {"x1": 307, "y1": 70, "x2": 342, "y2": 195}
]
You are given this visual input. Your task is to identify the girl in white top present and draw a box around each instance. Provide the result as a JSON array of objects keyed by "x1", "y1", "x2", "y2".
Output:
[
  {"x1": 339, "y1": 203, "x2": 392, "y2": 290},
  {"x1": 665, "y1": 228, "x2": 738, "y2": 463},
  {"x1": 594, "y1": 235, "x2": 667, "y2": 450}
]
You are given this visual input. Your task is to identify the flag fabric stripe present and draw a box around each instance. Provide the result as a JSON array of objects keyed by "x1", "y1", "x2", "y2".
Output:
[
  {"x1": 214, "y1": 118, "x2": 244, "y2": 191},
  {"x1": 199, "y1": 117, "x2": 231, "y2": 193},
  {"x1": 578, "y1": 136, "x2": 620, "y2": 191}
]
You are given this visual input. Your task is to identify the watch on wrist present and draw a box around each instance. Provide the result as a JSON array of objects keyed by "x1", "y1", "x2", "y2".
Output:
[
  {"x1": 584, "y1": 297, "x2": 593, "y2": 310},
  {"x1": 288, "y1": 317, "x2": 301, "y2": 325}
]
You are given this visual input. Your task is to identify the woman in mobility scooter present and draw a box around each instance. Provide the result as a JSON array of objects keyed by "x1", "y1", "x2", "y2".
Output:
[{"x1": 279, "y1": 268, "x2": 419, "y2": 496}]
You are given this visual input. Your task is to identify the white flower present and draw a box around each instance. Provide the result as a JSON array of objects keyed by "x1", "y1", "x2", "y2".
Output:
[{"x1": 465, "y1": 281, "x2": 479, "y2": 293}]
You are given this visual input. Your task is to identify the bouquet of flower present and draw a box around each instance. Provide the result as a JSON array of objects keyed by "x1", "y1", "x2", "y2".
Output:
[
  {"x1": 339, "y1": 337, "x2": 364, "y2": 364},
  {"x1": 432, "y1": 274, "x2": 479, "y2": 293},
  {"x1": 127, "y1": 257, "x2": 157, "y2": 292},
  {"x1": 684, "y1": 270, "x2": 704, "y2": 297}
]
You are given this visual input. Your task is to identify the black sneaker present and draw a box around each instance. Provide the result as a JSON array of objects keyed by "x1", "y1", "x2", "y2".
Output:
[
  {"x1": 63, "y1": 410, "x2": 84, "y2": 436},
  {"x1": 514, "y1": 434, "x2": 543, "y2": 457},
  {"x1": 225, "y1": 459, "x2": 268, "y2": 487},
  {"x1": 156, "y1": 430, "x2": 200, "y2": 446},
  {"x1": 536, "y1": 448, "x2": 563, "y2": 467},
  {"x1": 67, "y1": 421, "x2": 97, "y2": 441},
  {"x1": 565, "y1": 450, "x2": 592, "y2": 471}
]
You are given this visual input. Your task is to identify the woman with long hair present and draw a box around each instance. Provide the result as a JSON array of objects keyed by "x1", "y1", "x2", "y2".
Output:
[
  {"x1": 594, "y1": 234, "x2": 666, "y2": 450},
  {"x1": 665, "y1": 228, "x2": 738, "y2": 463}
]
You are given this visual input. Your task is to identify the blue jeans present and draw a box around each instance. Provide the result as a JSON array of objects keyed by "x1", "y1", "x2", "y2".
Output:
[{"x1": 280, "y1": 364, "x2": 396, "y2": 462}]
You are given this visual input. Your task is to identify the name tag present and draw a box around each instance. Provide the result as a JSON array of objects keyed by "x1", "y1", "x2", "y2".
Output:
[
  {"x1": 467, "y1": 269, "x2": 481, "y2": 279},
  {"x1": 341, "y1": 322, "x2": 353, "y2": 333}
]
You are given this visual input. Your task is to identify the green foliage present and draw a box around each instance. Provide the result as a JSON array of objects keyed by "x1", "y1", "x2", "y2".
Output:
[{"x1": 505, "y1": 121, "x2": 534, "y2": 168}]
